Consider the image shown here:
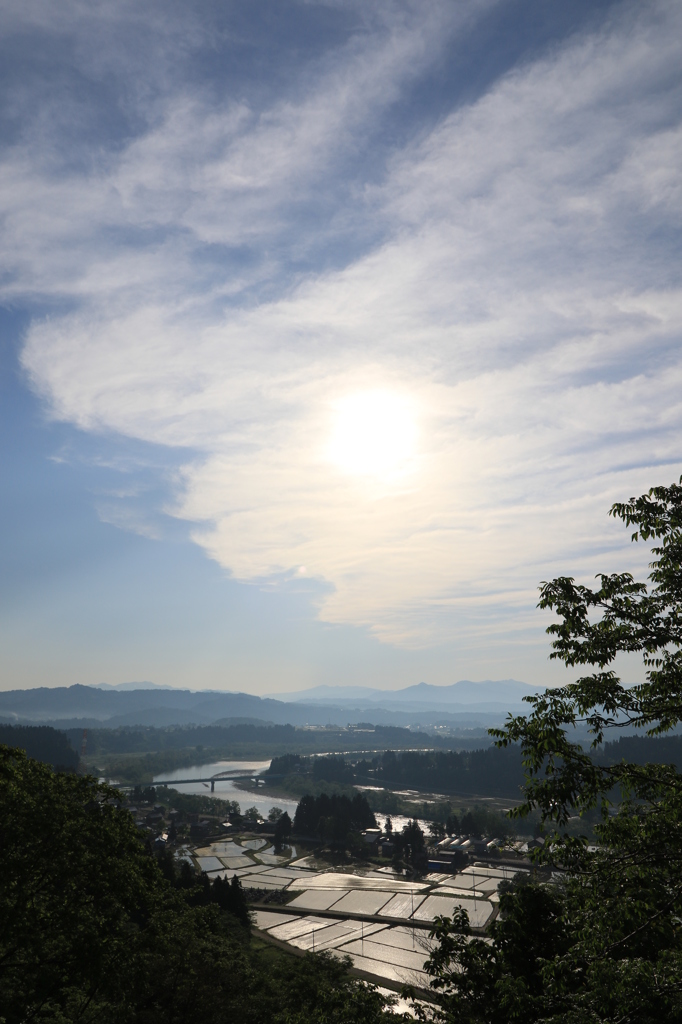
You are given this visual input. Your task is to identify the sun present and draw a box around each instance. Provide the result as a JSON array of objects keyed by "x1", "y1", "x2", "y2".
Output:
[{"x1": 327, "y1": 390, "x2": 417, "y2": 477}]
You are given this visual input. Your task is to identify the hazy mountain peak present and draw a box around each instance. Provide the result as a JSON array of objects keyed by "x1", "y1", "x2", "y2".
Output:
[
  {"x1": 0, "y1": 678, "x2": 543, "y2": 729},
  {"x1": 268, "y1": 679, "x2": 539, "y2": 705},
  {"x1": 90, "y1": 681, "x2": 174, "y2": 691}
]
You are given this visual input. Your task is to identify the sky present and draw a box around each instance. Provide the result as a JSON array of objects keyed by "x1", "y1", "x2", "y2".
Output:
[{"x1": 1, "y1": 0, "x2": 681, "y2": 694}]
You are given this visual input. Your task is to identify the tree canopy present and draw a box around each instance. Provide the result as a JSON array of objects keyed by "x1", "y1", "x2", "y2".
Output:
[
  {"x1": 293, "y1": 792, "x2": 376, "y2": 846},
  {"x1": 391, "y1": 819, "x2": 429, "y2": 877},
  {"x1": 421, "y1": 480, "x2": 682, "y2": 1023},
  {"x1": 0, "y1": 745, "x2": 401, "y2": 1024},
  {"x1": 0, "y1": 724, "x2": 79, "y2": 771}
]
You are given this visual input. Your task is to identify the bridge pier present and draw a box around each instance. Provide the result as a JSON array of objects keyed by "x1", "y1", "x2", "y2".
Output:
[{"x1": 210, "y1": 780, "x2": 215, "y2": 792}]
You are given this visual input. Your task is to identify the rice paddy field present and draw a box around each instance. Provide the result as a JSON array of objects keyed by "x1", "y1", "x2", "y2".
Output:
[{"x1": 186, "y1": 838, "x2": 527, "y2": 991}]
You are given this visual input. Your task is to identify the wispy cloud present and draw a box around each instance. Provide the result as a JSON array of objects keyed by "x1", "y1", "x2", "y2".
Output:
[
  {"x1": 8, "y1": 0, "x2": 682, "y2": 646},
  {"x1": 95, "y1": 503, "x2": 162, "y2": 542}
]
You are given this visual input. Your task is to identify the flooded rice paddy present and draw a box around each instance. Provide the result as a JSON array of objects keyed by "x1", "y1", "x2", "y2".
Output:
[{"x1": 186, "y1": 836, "x2": 525, "y2": 992}]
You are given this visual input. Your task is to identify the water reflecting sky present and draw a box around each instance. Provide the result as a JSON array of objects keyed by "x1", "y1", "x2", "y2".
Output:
[{"x1": 153, "y1": 760, "x2": 300, "y2": 819}]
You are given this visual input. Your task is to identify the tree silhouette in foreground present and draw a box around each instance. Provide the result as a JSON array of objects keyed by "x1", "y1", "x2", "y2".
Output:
[
  {"x1": 421, "y1": 480, "x2": 682, "y2": 1024},
  {"x1": 0, "y1": 747, "x2": 404, "y2": 1023}
]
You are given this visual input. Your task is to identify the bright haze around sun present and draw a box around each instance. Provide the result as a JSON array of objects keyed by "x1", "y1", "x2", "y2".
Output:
[{"x1": 1, "y1": 0, "x2": 681, "y2": 693}]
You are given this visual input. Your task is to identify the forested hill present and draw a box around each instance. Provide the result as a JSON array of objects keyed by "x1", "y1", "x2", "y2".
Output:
[
  {"x1": 596, "y1": 733, "x2": 682, "y2": 765},
  {"x1": 270, "y1": 733, "x2": 682, "y2": 801},
  {"x1": 0, "y1": 725, "x2": 79, "y2": 771},
  {"x1": 271, "y1": 748, "x2": 527, "y2": 799},
  {"x1": 62, "y1": 722, "x2": 461, "y2": 756},
  {"x1": 366, "y1": 747, "x2": 526, "y2": 798},
  {"x1": 2, "y1": 745, "x2": 395, "y2": 1023},
  {"x1": 2, "y1": 721, "x2": 679, "y2": 798}
]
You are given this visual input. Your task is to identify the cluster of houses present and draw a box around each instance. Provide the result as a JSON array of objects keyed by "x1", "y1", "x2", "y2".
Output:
[
  {"x1": 128, "y1": 801, "x2": 221, "y2": 847},
  {"x1": 360, "y1": 827, "x2": 541, "y2": 871}
]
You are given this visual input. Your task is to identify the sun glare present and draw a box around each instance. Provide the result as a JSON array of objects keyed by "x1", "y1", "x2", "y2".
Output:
[{"x1": 327, "y1": 391, "x2": 417, "y2": 477}]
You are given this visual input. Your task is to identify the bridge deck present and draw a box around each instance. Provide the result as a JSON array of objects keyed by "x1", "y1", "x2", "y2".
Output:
[{"x1": 110, "y1": 773, "x2": 282, "y2": 788}]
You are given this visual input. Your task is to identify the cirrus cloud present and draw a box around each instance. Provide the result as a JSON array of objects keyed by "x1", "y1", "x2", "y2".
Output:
[{"x1": 8, "y1": 0, "x2": 682, "y2": 648}]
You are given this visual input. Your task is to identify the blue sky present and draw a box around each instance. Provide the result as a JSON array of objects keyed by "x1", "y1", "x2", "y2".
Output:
[{"x1": 2, "y1": 0, "x2": 681, "y2": 693}]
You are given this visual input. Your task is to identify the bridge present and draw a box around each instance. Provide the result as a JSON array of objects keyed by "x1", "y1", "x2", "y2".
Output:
[
  {"x1": 108, "y1": 770, "x2": 284, "y2": 791},
  {"x1": 142, "y1": 771, "x2": 283, "y2": 792}
]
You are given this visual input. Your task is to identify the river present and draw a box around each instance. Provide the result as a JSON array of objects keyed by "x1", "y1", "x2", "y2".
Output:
[
  {"x1": 153, "y1": 760, "x2": 300, "y2": 819},
  {"x1": 153, "y1": 761, "x2": 434, "y2": 832}
]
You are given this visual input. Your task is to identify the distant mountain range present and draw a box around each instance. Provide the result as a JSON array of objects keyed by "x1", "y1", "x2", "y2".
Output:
[
  {"x1": 268, "y1": 680, "x2": 537, "y2": 710},
  {"x1": 0, "y1": 679, "x2": 544, "y2": 731},
  {"x1": 93, "y1": 681, "x2": 175, "y2": 691}
]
